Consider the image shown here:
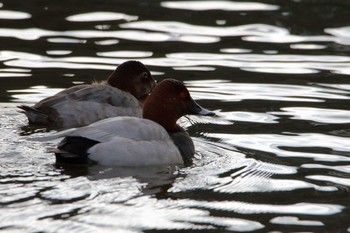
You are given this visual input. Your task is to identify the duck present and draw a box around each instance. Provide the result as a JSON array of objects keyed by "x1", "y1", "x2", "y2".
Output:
[
  {"x1": 18, "y1": 60, "x2": 156, "y2": 128},
  {"x1": 54, "y1": 78, "x2": 214, "y2": 166}
]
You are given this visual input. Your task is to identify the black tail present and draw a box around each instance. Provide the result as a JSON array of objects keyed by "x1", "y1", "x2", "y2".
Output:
[
  {"x1": 55, "y1": 136, "x2": 100, "y2": 164},
  {"x1": 18, "y1": 105, "x2": 39, "y2": 113},
  {"x1": 18, "y1": 105, "x2": 50, "y2": 124}
]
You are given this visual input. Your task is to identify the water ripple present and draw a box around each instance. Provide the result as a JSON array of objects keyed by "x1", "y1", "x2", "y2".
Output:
[
  {"x1": 307, "y1": 175, "x2": 350, "y2": 187},
  {"x1": 76, "y1": 196, "x2": 265, "y2": 231},
  {"x1": 270, "y1": 216, "x2": 324, "y2": 226},
  {"x1": 186, "y1": 80, "x2": 349, "y2": 102},
  {"x1": 3, "y1": 49, "x2": 350, "y2": 76},
  {"x1": 167, "y1": 52, "x2": 350, "y2": 74},
  {"x1": 121, "y1": 21, "x2": 287, "y2": 38},
  {"x1": 1, "y1": 1, "x2": 350, "y2": 232},
  {"x1": 97, "y1": 51, "x2": 153, "y2": 58},
  {"x1": 243, "y1": 34, "x2": 333, "y2": 44},
  {"x1": 0, "y1": 184, "x2": 38, "y2": 204},
  {"x1": 208, "y1": 133, "x2": 350, "y2": 162},
  {"x1": 170, "y1": 139, "x2": 304, "y2": 194},
  {"x1": 302, "y1": 164, "x2": 350, "y2": 174},
  {"x1": 66, "y1": 12, "x2": 138, "y2": 22},
  {"x1": 213, "y1": 175, "x2": 336, "y2": 193},
  {"x1": 0, "y1": 10, "x2": 31, "y2": 20},
  {"x1": 225, "y1": 111, "x2": 279, "y2": 123},
  {"x1": 40, "y1": 177, "x2": 91, "y2": 202},
  {"x1": 325, "y1": 26, "x2": 350, "y2": 45},
  {"x1": 161, "y1": 1, "x2": 279, "y2": 11},
  {"x1": 181, "y1": 199, "x2": 342, "y2": 215},
  {"x1": 0, "y1": 28, "x2": 171, "y2": 42},
  {"x1": 275, "y1": 107, "x2": 350, "y2": 124},
  {"x1": 290, "y1": 43, "x2": 327, "y2": 50},
  {"x1": 8, "y1": 86, "x2": 64, "y2": 103}
]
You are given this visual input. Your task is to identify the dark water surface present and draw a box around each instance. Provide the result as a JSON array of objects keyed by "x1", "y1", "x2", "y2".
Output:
[{"x1": 1, "y1": 0, "x2": 350, "y2": 232}]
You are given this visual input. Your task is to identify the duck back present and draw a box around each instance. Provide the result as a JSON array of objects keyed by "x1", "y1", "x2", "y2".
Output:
[{"x1": 55, "y1": 117, "x2": 183, "y2": 166}]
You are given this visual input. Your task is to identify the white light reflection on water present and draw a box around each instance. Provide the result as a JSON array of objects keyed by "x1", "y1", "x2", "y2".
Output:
[
  {"x1": 74, "y1": 196, "x2": 265, "y2": 232},
  {"x1": 0, "y1": 102, "x2": 347, "y2": 232},
  {"x1": 0, "y1": 1, "x2": 350, "y2": 231},
  {"x1": 8, "y1": 86, "x2": 63, "y2": 103},
  {"x1": 0, "y1": 51, "x2": 42, "y2": 61},
  {"x1": 180, "y1": 199, "x2": 342, "y2": 215},
  {"x1": 214, "y1": 176, "x2": 336, "y2": 193},
  {"x1": 0, "y1": 28, "x2": 58, "y2": 40},
  {"x1": 290, "y1": 43, "x2": 327, "y2": 50},
  {"x1": 275, "y1": 107, "x2": 350, "y2": 124},
  {"x1": 40, "y1": 177, "x2": 92, "y2": 202},
  {"x1": 242, "y1": 67, "x2": 318, "y2": 74},
  {"x1": 5, "y1": 59, "x2": 116, "y2": 71},
  {"x1": 2, "y1": 50, "x2": 139, "y2": 72},
  {"x1": 166, "y1": 52, "x2": 350, "y2": 74},
  {"x1": 325, "y1": 26, "x2": 350, "y2": 45},
  {"x1": 0, "y1": 170, "x2": 264, "y2": 232},
  {"x1": 307, "y1": 175, "x2": 350, "y2": 187},
  {"x1": 8, "y1": 49, "x2": 348, "y2": 78},
  {"x1": 270, "y1": 216, "x2": 324, "y2": 226},
  {"x1": 220, "y1": 48, "x2": 252, "y2": 53},
  {"x1": 225, "y1": 111, "x2": 279, "y2": 124},
  {"x1": 208, "y1": 133, "x2": 350, "y2": 162},
  {"x1": 0, "y1": 68, "x2": 31, "y2": 73},
  {"x1": 167, "y1": 53, "x2": 350, "y2": 63},
  {"x1": 94, "y1": 39, "x2": 119, "y2": 45},
  {"x1": 0, "y1": 10, "x2": 31, "y2": 20},
  {"x1": 47, "y1": 37, "x2": 87, "y2": 44},
  {"x1": 302, "y1": 164, "x2": 350, "y2": 173},
  {"x1": 173, "y1": 66, "x2": 216, "y2": 71},
  {"x1": 167, "y1": 52, "x2": 350, "y2": 62},
  {"x1": 170, "y1": 139, "x2": 305, "y2": 193},
  {"x1": 97, "y1": 51, "x2": 153, "y2": 58},
  {"x1": 46, "y1": 50, "x2": 73, "y2": 56},
  {"x1": 186, "y1": 80, "x2": 349, "y2": 103},
  {"x1": 176, "y1": 34, "x2": 220, "y2": 43},
  {"x1": 121, "y1": 21, "x2": 288, "y2": 38},
  {"x1": 0, "y1": 68, "x2": 31, "y2": 77},
  {"x1": 161, "y1": 1, "x2": 279, "y2": 11},
  {"x1": 0, "y1": 72, "x2": 31, "y2": 77},
  {"x1": 243, "y1": 34, "x2": 333, "y2": 44},
  {"x1": 318, "y1": 83, "x2": 350, "y2": 91},
  {"x1": 1, "y1": 32, "x2": 350, "y2": 74},
  {"x1": 172, "y1": 139, "x2": 336, "y2": 194},
  {"x1": 0, "y1": 28, "x2": 172, "y2": 42},
  {"x1": 66, "y1": 12, "x2": 138, "y2": 22}
]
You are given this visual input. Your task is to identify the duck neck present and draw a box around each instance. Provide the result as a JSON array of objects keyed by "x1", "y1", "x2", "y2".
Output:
[
  {"x1": 107, "y1": 74, "x2": 125, "y2": 90},
  {"x1": 143, "y1": 108, "x2": 181, "y2": 132},
  {"x1": 142, "y1": 94, "x2": 182, "y2": 132}
]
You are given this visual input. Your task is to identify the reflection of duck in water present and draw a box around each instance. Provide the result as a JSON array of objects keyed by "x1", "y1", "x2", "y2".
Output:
[
  {"x1": 18, "y1": 60, "x2": 156, "y2": 128},
  {"x1": 55, "y1": 163, "x2": 178, "y2": 198},
  {"x1": 54, "y1": 79, "x2": 214, "y2": 166}
]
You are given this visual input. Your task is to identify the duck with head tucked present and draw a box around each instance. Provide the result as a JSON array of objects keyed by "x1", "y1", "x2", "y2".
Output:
[
  {"x1": 18, "y1": 60, "x2": 156, "y2": 128},
  {"x1": 54, "y1": 79, "x2": 214, "y2": 166}
]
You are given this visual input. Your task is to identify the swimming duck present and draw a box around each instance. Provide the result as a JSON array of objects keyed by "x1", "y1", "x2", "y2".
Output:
[
  {"x1": 18, "y1": 60, "x2": 156, "y2": 128},
  {"x1": 54, "y1": 78, "x2": 214, "y2": 166}
]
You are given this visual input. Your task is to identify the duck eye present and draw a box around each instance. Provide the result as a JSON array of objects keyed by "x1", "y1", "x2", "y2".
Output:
[
  {"x1": 142, "y1": 72, "x2": 150, "y2": 79},
  {"x1": 179, "y1": 92, "x2": 188, "y2": 99}
]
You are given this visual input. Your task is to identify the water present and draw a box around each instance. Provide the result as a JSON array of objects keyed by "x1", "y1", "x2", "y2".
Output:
[{"x1": 1, "y1": 0, "x2": 350, "y2": 232}]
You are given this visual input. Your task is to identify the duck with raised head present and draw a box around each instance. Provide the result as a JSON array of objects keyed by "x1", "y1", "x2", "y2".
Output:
[
  {"x1": 54, "y1": 79, "x2": 214, "y2": 166},
  {"x1": 18, "y1": 60, "x2": 156, "y2": 128}
]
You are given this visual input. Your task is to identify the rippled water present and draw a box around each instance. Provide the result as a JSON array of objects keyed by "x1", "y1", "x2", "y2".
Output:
[{"x1": 1, "y1": 0, "x2": 350, "y2": 232}]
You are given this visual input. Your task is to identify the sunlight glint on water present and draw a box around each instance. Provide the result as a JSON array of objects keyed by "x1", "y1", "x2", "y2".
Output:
[{"x1": 1, "y1": 0, "x2": 350, "y2": 232}]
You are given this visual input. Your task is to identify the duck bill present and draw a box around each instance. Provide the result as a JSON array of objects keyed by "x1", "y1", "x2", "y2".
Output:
[
  {"x1": 138, "y1": 81, "x2": 157, "y2": 103},
  {"x1": 188, "y1": 97, "x2": 215, "y2": 116}
]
